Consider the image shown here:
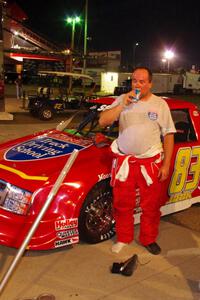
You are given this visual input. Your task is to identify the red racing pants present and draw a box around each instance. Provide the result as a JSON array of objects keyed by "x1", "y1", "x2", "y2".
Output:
[{"x1": 111, "y1": 153, "x2": 163, "y2": 246}]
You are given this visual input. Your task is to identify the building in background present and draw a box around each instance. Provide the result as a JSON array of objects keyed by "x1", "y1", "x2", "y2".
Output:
[
  {"x1": 87, "y1": 51, "x2": 121, "y2": 71},
  {"x1": 2, "y1": 1, "x2": 123, "y2": 85},
  {"x1": 3, "y1": 1, "x2": 67, "y2": 76}
]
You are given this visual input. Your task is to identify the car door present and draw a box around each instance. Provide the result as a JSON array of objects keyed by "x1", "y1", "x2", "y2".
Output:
[{"x1": 167, "y1": 108, "x2": 200, "y2": 207}]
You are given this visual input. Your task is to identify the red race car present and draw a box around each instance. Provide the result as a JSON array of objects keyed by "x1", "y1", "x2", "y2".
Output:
[{"x1": 0, "y1": 97, "x2": 200, "y2": 250}]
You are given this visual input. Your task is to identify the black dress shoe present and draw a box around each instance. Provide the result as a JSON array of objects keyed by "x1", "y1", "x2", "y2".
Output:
[
  {"x1": 111, "y1": 254, "x2": 138, "y2": 276},
  {"x1": 145, "y1": 242, "x2": 161, "y2": 255}
]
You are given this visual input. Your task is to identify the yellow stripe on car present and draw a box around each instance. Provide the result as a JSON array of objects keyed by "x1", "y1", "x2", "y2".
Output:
[{"x1": 0, "y1": 164, "x2": 48, "y2": 181}]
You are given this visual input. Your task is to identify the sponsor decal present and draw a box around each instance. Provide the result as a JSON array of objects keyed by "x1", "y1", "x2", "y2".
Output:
[
  {"x1": 98, "y1": 173, "x2": 110, "y2": 181},
  {"x1": 97, "y1": 104, "x2": 108, "y2": 111},
  {"x1": 57, "y1": 229, "x2": 79, "y2": 239},
  {"x1": 55, "y1": 218, "x2": 78, "y2": 231},
  {"x1": 168, "y1": 191, "x2": 192, "y2": 202},
  {"x1": 54, "y1": 103, "x2": 63, "y2": 110},
  {"x1": 100, "y1": 228, "x2": 115, "y2": 241},
  {"x1": 54, "y1": 236, "x2": 79, "y2": 248},
  {"x1": 148, "y1": 111, "x2": 158, "y2": 120},
  {"x1": 5, "y1": 136, "x2": 91, "y2": 161},
  {"x1": 193, "y1": 110, "x2": 199, "y2": 117},
  {"x1": 48, "y1": 133, "x2": 92, "y2": 147}
]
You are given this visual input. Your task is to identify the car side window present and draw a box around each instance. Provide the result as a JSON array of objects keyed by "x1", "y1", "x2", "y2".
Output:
[{"x1": 171, "y1": 109, "x2": 197, "y2": 143}]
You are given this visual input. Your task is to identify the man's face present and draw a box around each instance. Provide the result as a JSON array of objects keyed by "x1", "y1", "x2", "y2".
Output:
[{"x1": 132, "y1": 69, "x2": 152, "y2": 98}]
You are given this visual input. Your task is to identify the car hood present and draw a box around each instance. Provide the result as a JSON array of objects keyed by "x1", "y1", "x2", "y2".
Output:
[{"x1": 0, "y1": 130, "x2": 94, "y2": 191}]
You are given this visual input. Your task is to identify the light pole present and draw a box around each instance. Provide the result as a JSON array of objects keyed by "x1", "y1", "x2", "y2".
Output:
[
  {"x1": 133, "y1": 42, "x2": 139, "y2": 68},
  {"x1": 83, "y1": 0, "x2": 88, "y2": 74},
  {"x1": 163, "y1": 50, "x2": 174, "y2": 73},
  {"x1": 66, "y1": 16, "x2": 80, "y2": 92},
  {"x1": 67, "y1": 16, "x2": 80, "y2": 72}
]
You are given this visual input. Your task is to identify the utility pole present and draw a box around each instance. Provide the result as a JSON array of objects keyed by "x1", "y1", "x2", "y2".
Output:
[
  {"x1": 68, "y1": 19, "x2": 75, "y2": 93},
  {"x1": 83, "y1": 0, "x2": 88, "y2": 74},
  {"x1": 69, "y1": 18, "x2": 75, "y2": 74},
  {"x1": 66, "y1": 16, "x2": 80, "y2": 93}
]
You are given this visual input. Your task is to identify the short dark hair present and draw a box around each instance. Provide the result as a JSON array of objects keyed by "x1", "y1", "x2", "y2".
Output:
[{"x1": 132, "y1": 67, "x2": 153, "y2": 83}]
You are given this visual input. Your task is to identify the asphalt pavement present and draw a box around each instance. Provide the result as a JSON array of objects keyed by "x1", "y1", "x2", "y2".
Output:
[
  {"x1": 0, "y1": 97, "x2": 75, "y2": 143},
  {"x1": 0, "y1": 221, "x2": 200, "y2": 300},
  {"x1": 0, "y1": 97, "x2": 200, "y2": 300}
]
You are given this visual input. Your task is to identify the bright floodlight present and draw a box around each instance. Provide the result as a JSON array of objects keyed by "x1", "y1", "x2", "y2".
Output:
[
  {"x1": 67, "y1": 16, "x2": 80, "y2": 24},
  {"x1": 164, "y1": 50, "x2": 174, "y2": 60},
  {"x1": 75, "y1": 16, "x2": 80, "y2": 23},
  {"x1": 67, "y1": 17, "x2": 72, "y2": 23}
]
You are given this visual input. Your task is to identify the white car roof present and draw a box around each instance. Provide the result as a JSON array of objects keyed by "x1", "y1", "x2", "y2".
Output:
[{"x1": 38, "y1": 71, "x2": 94, "y2": 81}]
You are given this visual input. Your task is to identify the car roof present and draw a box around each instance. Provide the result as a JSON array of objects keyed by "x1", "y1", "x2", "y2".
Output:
[{"x1": 89, "y1": 96, "x2": 198, "y2": 110}]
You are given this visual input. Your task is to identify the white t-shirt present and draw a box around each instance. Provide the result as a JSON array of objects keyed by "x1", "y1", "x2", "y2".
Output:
[{"x1": 108, "y1": 94, "x2": 176, "y2": 156}]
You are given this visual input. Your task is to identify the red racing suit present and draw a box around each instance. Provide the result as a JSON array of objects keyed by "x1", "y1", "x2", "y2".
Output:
[{"x1": 111, "y1": 152, "x2": 163, "y2": 246}]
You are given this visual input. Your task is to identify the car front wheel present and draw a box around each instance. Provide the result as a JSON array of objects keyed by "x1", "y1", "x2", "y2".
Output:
[
  {"x1": 39, "y1": 106, "x2": 54, "y2": 120},
  {"x1": 78, "y1": 179, "x2": 115, "y2": 244}
]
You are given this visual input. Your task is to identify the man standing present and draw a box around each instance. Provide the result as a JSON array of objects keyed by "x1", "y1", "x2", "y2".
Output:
[
  {"x1": 99, "y1": 67, "x2": 176, "y2": 254},
  {"x1": 15, "y1": 74, "x2": 23, "y2": 100}
]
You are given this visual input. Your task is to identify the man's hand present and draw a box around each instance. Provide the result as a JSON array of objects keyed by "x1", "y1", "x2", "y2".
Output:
[
  {"x1": 123, "y1": 90, "x2": 137, "y2": 106},
  {"x1": 158, "y1": 164, "x2": 170, "y2": 182},
  {"x1": 159, "y1": 133, "x2": 174, "y2": 182}
]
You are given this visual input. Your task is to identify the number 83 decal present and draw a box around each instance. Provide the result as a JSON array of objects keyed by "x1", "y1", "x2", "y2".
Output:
[{"x1": 168, "y1": 146, "x2": 200, "y2": 202}]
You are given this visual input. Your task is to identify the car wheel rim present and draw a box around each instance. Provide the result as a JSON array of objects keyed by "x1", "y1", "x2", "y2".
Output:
[
  {"x1": 43, "y1": 110, "x2": 52, "y2": 119},
  {"x1": 85, "y1": 191, "x2": 113, "y2": 235}
]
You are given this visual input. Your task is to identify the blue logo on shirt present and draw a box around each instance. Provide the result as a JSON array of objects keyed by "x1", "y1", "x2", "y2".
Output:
[{"x1": 148, "y1": 111, "x2": 158, "y2": 120}]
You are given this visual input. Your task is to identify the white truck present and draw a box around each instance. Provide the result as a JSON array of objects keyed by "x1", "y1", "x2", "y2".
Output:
[{"x1": 182, "y1": 71, "x2": 200, "y2": 94}]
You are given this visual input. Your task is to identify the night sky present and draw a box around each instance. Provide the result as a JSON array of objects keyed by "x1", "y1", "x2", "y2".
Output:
[{"x1": 14, "y1": 0, "x2": 200, "y2": 70}]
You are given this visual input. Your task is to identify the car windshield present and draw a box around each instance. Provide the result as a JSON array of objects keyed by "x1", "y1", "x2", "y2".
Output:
[
  {"x1": 57, "y1": 105, "x2": 198, "y2": 143},
  {"x1": 56, "y1": 105, "x2": 118, "y2": 139}
]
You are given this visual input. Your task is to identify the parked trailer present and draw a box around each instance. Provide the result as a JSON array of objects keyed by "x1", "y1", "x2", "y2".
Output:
[
  {"x1": 151, "y1": 73, "x2": 180, "y2": 94},
  {"x1": 183, "y1": 72, "x2": 200, "y2": 94},
  {"x1": 139, "y1": 72, "x2": 196, "y2": 95}
]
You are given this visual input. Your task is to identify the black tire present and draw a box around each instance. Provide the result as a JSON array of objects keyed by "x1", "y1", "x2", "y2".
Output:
[
  {"x1": 173, "y1": 84, "x2": 185, "y2": 95},
  {"x1": 69, "y1": 100, "x2": 80, "y2": 109},
  {"x1": 78, "y1": 179, "x2": 115, "y2": 244},
  {"x1": 38, "y1": 106, "x2": 54, "y2": 120}
]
